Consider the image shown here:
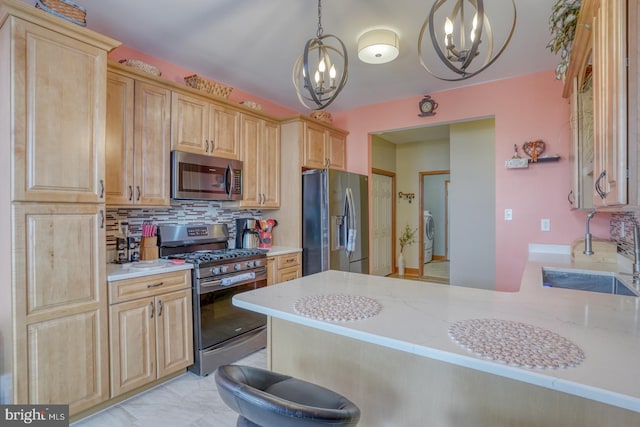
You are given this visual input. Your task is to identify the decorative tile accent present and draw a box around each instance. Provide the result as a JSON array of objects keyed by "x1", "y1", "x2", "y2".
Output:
[
  {"x1": 106, "y1": 201, "x2": 262, "y2": 253},
  {"x1": 448, "y1": 318, "x2": 585, "y2": 369},
  {"x1": 293, "y1": 294, "x2": 382, "y2": 322},
  {"x1": 611, "y1": 212, "x2": 637, "y2": 260}
]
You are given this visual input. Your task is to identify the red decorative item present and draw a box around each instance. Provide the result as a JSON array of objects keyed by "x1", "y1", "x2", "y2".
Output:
[{"x1": 523, "y1": 140, "x2": 545, "y2": 162}]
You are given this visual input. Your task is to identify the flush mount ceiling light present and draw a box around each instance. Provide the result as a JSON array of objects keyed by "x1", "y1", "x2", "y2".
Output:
[
  {"x1": 418, "y1": 0, "x2": 516, "y2": 81},
  {"x1": 358, "y1": 29, "x2": 400, "y2": 64},
  {"x1": 292, "y1": 0, "x2": 348, "y2": 110}
]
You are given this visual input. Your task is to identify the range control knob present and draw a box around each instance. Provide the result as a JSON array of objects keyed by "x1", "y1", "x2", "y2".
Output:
[
  {"x1": 210, "y1": 267, "x2": 220, "y2": 275},
  {"x1": 247, "y1": 261, "x2": 255, "y2": 268},
  {"x1": 234, "y1": 263, "x2": 241, "y2": 271},
  {"x1": 220, "y1": 265, "x2": 229, "y2": 274}
]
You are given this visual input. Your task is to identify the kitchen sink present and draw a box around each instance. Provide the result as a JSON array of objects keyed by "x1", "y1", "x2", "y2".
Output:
[{"x1": 541, "y1": 268, "x2": 640, "y2": 297}]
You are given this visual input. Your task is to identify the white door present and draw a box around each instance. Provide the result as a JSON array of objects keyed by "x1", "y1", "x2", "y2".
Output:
[{"x1": 372, "y1": 173, "x2": 393, "y2": 276}]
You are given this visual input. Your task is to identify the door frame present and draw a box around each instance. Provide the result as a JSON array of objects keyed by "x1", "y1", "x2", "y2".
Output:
[
  {"x1": 419, "y1": 170, "x2": 450, "y2": 276},
  {"x1": 372, "y1": 168, "x2": 396, "y2": 274}
]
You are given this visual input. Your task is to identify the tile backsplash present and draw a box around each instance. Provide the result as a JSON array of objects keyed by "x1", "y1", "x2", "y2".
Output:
[
  {"x1": 106, "y1": 200, "x2": 262, "y2": 262},
  {"x1": 610, "y1": 212, "x2": 639, "y2": 260}
]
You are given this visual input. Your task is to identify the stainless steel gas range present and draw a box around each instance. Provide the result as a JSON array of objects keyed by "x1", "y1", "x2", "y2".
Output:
[{"x1": 158, "y1": 224, "x2": 267, "y2": 376}]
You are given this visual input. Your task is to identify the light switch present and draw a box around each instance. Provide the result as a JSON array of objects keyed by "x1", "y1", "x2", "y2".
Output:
[{"x1": 504, "y1": 209, "x2": 513, "y2": 221}]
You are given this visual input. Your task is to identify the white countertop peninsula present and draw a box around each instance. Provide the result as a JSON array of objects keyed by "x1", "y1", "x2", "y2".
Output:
[{"x1": 234, "y1": 264, "x2": 640, "y2": 426}]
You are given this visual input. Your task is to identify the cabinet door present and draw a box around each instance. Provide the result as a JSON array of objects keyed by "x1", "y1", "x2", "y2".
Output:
[
  {"x1": 266, "y1": 257, "x2": 276, "y2": 286},
  {"x1": 327, "y1": 130, "x2": 346, "y2": 171},
  {"x1": 277, "y1": 266, "x2": 301, "y2": 283},
  {"x1": 592, "y1": 0, "x2": 627, "y2": 207},
  {"x1": 109, "y1": 298, "x2": 156, "y2": 397},
  {"x1": 13, "y1": 203, "x2": 108, "y2": 413},
  {"x1": 260, "y1": 119, "x2": 280, "y2": 208},
  {"x1": 105, "y1": 72, "x2": 135, "y2": 205},
  {"x1": 171, "y1": 91, "x2": 209, "y2": 154},
  {"x1": 240, "y1": 114, "x2": 262, "y2": 207},
  {"x1": 155, "y1": 289, "x2": 194, "y2": 378},
  {"x1": 304, "y1": 122, "x2": 328, "y2": 169},
  {"x1": 11, "y1": 19, "x2": 107, "y2": 203},
  {"x1": 210, "y1": 105, "x2": 240, "y2": 159},
  {"x1": 134, "y1": 81, "x2": 171, "y2": 206}
]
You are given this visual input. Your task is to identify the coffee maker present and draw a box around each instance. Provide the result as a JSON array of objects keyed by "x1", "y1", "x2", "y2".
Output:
[{"x1": 235, "y1": 218, "x2": 260, "y2": 249}]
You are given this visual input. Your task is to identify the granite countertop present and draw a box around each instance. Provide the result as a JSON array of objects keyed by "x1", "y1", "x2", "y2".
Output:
[
  {"x1": 233, "y1": 257, "x2": 640, "y2": 413},
  {"x1": 107, "y1": 260, "x2": 193, "y2": 281}
]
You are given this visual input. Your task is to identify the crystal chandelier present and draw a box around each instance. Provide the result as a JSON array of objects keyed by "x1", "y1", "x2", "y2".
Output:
[
  {"x1": 418, "y1": 0, "x2": 516, "y2": 81},
  {"x1": 292, "y1": 0, "x2": 348, "y2": 110}
]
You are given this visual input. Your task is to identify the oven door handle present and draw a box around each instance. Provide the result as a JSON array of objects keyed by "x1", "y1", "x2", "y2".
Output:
[{"x1": 198, "y1": 267, "x2": 267, "y2": 293}]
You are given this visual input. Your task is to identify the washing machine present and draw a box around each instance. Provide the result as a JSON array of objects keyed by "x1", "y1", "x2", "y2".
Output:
[{"x1": 424, "y1": 210, "x2": 435, "y2": 263}]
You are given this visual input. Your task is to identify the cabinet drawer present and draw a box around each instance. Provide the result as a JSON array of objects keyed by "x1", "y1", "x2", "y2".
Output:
[
  {"x1": 276, "y1": 252, "x2": 301, "y2": 270},
  {"x1": 109, "y1": 270, "x2": 191, "y2": 304},
  {"x1": 277, "y1": 266, "x2": 301, "y2": 283}
]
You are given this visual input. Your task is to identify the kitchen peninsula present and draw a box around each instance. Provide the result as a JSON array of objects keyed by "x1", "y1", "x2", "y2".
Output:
[{"x1": 234, "y1": 267, "x2": 640, "y2": 427}]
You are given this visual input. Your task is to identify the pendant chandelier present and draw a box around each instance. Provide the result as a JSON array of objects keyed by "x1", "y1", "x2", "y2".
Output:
[
  {"x1": 418, "y1": 0, "x2": 516, "y2": 81},
  {"x1": 292, "y1": 0, "x2": 348, "y2": 110}
]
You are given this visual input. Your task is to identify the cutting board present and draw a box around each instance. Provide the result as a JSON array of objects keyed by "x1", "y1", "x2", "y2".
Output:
[{"x1": 571, "y1": 238, "x2": 618, "y2": 265}]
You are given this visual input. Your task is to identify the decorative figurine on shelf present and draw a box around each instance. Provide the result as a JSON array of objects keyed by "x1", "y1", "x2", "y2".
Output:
[
  {"x1": 418, "y1": 95, "x2": 438, "y2": 117},
  {"x1": 523, "y1": 140, "x2": 545, "y2": 163},
  {"x1": 512, "y1": 144, "x2": 521, "y2": 159}
]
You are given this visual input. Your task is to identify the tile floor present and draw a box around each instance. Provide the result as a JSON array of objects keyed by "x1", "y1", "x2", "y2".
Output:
[
  {"x1": 72, "y1": 349, "x2": 266, "y2": 427},
  {"x1": 423, "y1": 260, "x2": 450, "y2": 283}
]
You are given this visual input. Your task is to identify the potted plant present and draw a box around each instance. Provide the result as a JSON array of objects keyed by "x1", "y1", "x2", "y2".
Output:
[{"x1": 398, "y1": 224, "x2": 417, "y2": 276}]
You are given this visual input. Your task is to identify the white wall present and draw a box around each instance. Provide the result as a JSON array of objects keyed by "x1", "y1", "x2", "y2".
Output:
[{"x1": 395, "y1": 139, "x2": 450, "y2": 268}]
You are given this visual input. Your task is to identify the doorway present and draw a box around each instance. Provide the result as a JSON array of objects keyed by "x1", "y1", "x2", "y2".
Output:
[{"x1": 420, "y1": 171, "x2": 450, "y2": 282}]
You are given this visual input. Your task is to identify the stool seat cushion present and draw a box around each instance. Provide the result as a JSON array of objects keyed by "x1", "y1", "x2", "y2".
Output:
[{"x1": 215, "y1": 365, "x2": 360, "y2": 427}]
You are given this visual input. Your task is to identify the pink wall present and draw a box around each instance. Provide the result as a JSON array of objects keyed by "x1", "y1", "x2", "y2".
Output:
[
  {"x1": 332, "y1": 71, "x2": 610, "y2": 292},
  {"x1": 108, "y1": 46, "x2": 297, "y2": 118}
]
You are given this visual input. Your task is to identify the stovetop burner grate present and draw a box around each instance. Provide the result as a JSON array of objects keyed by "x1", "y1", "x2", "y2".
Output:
[{"x1": 166, "y1": 248, "x2": 268, "y2": 265}]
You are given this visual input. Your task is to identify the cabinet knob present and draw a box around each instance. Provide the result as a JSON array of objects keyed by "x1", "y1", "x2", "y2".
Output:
[
  {"x1": 99, "y1": 179, "x2": 104, "y2": 198},
  {"x1": 157, "y1": 300, "x2": 163, "y2": 317},
  {"x1": 136, "y1": 186, "x2": 141, "y2": 201},
  {"x1": 128, "y1": 185, "x2": 133, "y2": 201},
  {"x1": 595, "y1": 170, "x2": 607, "y2": 199},
  {"x1": 149, "y1": 301, "x2": 155, "y2": 318}
]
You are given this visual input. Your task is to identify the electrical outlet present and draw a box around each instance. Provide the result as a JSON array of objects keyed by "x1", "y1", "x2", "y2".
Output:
[
  {"x1": 504, "y1": 209, "x2": 513, "y2": 221},
  {"x1": 541, "y1": 218, "x2": 551, "y2": 231}
]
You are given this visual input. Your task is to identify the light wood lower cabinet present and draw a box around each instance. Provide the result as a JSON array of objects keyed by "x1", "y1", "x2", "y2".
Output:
[
  {"x1": 108, "y1": 270, "x2": 193, "y2": 397},
  {"x1": 12, "y1": 202, "x2": 108, "y2": 415},
  {"x1": 267, "y1": 252, "x2": 302, "y2": 285}
]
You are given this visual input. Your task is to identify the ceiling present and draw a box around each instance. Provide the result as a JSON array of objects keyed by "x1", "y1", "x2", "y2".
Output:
[{"x1": 46, "y1": 0, "x2": 560, "y2": 113}]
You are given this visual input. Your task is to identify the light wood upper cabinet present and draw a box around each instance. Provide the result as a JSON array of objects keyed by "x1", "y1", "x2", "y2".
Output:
[
  {"x1": 106, "y1": 69, "x2": 171, "y2": 206},
  {"x1": 171, "y1": 90, "x2": 240, "y2": 159},
  {"x1": 109, "y1": 270, "x2": 193, "y2": 398},
  {"x1": 239, "y1": 114, "x2": 280, "y2": 209},
  {"x1": 9, "y1": 17, "x2": 110, "y2": 203},
  {"x1": 13, "y1": 202, "x2": 108, "y2": 414},
  {"x1": 303, "y1": 120, "x2": 347, "y2": 171},
  {"x1": 564, "y1": 0, "x2": 630, "y2": 209},
  {"x1": 592, "y1": 0, "x2": 627, "y2": 207}
]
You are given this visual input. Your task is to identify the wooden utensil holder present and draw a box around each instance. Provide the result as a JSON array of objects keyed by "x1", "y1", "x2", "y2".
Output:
[{"x1": 140, "y1": 236, "x2": 158, "y2": 261}]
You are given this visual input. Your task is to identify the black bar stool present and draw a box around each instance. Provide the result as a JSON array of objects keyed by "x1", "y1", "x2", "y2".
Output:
[{"x1": 215, "y1": 365, "x2": 361, "y2": 427}]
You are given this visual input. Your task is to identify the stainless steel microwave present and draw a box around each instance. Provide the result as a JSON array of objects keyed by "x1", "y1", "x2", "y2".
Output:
[{"x1": 171, "y1": 151, "x2": 243, "y2": 201}]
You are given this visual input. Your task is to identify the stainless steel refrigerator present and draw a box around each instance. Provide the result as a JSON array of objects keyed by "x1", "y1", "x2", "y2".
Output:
[{"x1": 302, "y1": 169, "x2": 369, "y2": 275}]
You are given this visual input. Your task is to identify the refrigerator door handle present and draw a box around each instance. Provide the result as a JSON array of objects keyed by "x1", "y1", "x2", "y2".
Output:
[
  {"x1": 331, "y1": 215, "x2": 344, "y2": 250},
  {"x1": 345, "y1": 188, "x2": 357, "y2": 254}
]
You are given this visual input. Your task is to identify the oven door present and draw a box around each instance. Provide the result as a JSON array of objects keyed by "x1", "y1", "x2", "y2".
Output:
[{"x1": 196, "y1": 268, "x2": 267, "y2": 350}]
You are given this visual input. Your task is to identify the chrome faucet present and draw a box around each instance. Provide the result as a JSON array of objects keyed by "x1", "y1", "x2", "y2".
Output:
[{"x1": 583, "y1": 210, "x2": 596, "y2": 256}]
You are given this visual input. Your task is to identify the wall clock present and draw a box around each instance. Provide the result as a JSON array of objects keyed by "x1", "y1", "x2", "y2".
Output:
[{"x1": 418, "y1": 95, "x2": 438, "y2": 117}]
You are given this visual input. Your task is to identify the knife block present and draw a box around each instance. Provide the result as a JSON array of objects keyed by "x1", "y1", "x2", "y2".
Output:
[{"x1": 140, "y1": 236, "x2": 158, "y2": 261}]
